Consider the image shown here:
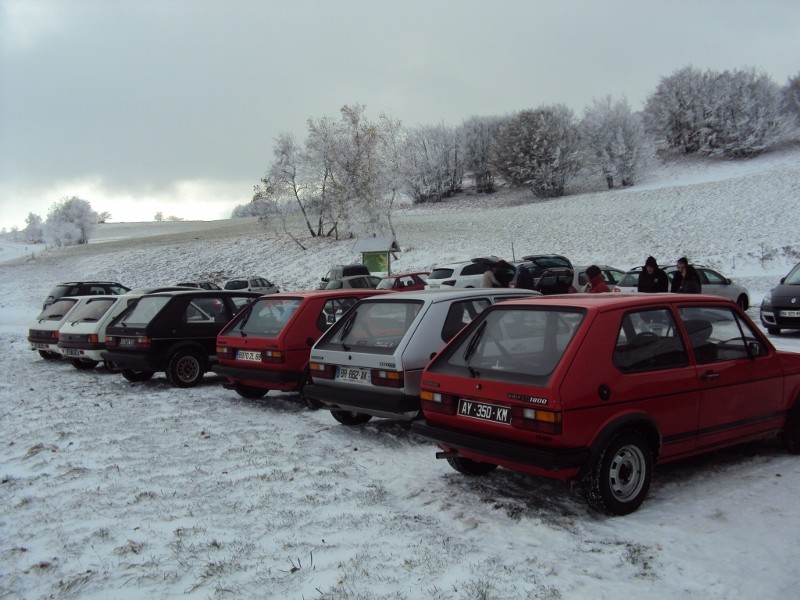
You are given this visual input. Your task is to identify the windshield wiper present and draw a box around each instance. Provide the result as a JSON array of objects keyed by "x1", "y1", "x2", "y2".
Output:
[
  {"x1": 462, "y1": 321, "x2": 487, "y2": 377},
  {"x1": 236, "y1": 307, "x2": 255, "y2": 337},
  {"x1": 339, "y1": 311, "x2": 358, "y2": 351}
]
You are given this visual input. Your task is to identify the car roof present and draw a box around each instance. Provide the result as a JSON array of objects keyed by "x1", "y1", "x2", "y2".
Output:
[
  {"x1": 430, "y1": 260, "x2": 473, "y2": 269},
  {"x1": 383, "y1": 271, "x2": 429, "y2": 278},
  {"x1": 494, "y1": 292, "x2": 734, "y2": 311},
  {"x1": 253, "y1": 289, "x2": 389, "y2": 299},
  {"x1": 143, "y1": 289, "x2": 262, "y2": 298},
  {"x1": 53, "y1": 281, "x2": 126, "y2": 285},
  {"x1": 351, "y1": 288, "x2": 540, "y2": 304}
]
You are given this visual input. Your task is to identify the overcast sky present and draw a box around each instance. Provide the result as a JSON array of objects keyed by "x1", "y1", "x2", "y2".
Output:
[{"x1": 1, "y1": 0, "x2": 798, "y2": 230}]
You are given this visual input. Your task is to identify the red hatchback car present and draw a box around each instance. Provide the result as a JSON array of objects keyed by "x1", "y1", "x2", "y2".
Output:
[
  {"x1": 412, "y1": 294, "x2": 800, "y2": 515},
  {"x1": 213, "y1": 290, "x2": 386, "y2": 402},
  {"x1": 376, "y1": 272, "x2": 429, "y2": 292}
]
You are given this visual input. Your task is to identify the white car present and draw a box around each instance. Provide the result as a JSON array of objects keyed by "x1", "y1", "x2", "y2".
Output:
[
  {"x1": 424, "y1": 260, "x2": 490, "y2": 289},
  {"x1": 223, "y1": 276, "x2": 279, "y2": 295},
  {"x1": 304, "y1": 288, "x2": 540, "y2": 425},
  {"x1": 573, "y1": 265, "x2": 627, "y2": 292},
  {"x1": 28, "y1": 296, "x2": 87, "y2": 359},
  {"x1": 614, "y1": 265, "x2": 750, "y2": 308}
]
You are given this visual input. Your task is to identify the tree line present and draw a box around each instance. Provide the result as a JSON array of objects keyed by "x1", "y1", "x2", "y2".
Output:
[{"x1": 235, "y1": 66, "x2": 799, "y2": 241}]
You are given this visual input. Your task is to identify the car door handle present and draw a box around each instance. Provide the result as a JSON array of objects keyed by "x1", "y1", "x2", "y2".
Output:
[{"x1": 700, "y1": 371, "x2": 720, "y2": 381}]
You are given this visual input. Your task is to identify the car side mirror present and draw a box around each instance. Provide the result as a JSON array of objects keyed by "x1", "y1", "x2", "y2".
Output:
[
  {"x1": 725, "y1": 278, "x2": 731, "y2": 284},
  {"x1": 746, "y1": 341, "x2": 764, "y2": 359},
  {"x1": 306, "y1": 337, "x2": 315, "y2": 347},
  {"x1": 780, "y1": 277, "x2": 786, "y2": 284}
]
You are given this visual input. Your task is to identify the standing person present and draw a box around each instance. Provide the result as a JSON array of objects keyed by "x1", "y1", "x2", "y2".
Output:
[
  {"x1": 674, "y1": 256, "x2": 702, "y2": 293},
  {"x1": 585, "y1": 265, "x2": 610, "y2": 293},
  {"x1": 480, "y1": 264, "x2": 501, "y2": 288},
  {"x1": 638, "y1": 256, "x2": 669, "y2": 293}
]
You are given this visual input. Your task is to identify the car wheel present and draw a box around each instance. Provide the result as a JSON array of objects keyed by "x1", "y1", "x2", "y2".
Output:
[
  {"x1": 297, "y1": 369, "x2": 322, "y2": 410},
  {"x1": 768, "y1": 326, "x2": 781, "y2": 335},
  {"x1": 121, "y1": 369, "x2": 155, "y2": 382},
  {"x1": 586, "y1": 431, "x2": 653, "y2": 516},
  {"x1": 167, "y1": 350, "x2": 205, "y2": 388},
  {"x1": 103, "y1": 360, "x2": 121, "y2": 372},
  {"x1": 782, "y1": 406, "x2": 800, "y2": 454},
  {"x1": 235, "y1": 384, "x2": 268, "y2": 400},
  {"x1": 70, "y1": 358, "x2": 98, "y2": 370},
  {"x1": 736, "y1": 295, "x2": 749, "y2": 310},
  {"x1": 330, "y1": 410, "x2": 373, "y2": 425},
  {"x1": 38, "y1": 350, "x2": 61, "y2": 360},
  {"x1": 446, "y1": 456, "x2": 498, "y2": 476}
]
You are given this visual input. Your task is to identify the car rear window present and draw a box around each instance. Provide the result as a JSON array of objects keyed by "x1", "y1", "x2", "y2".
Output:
[
  {"x1": 224, "y1": 280, "x2": 248, "y2": 290},
  {"x1": 37, "y1": 297, "x2": 79, "y2": 320},
  {"x1": 429, "y1": 307, "x2": 584, "y2": 385},
  {"x1": 429, "y1": 268, "x2": 454, "y2": 279},
  {"x1": 316, "y1": 300, "x2": 424, "y2": 355},
  {"x1": 228, "y1": 297, "x2": 303, "y2": 337},
  {"x1": 67, "y1": 297, "x2": 117, "y2": 323},
  {"x1": 113, "y1": 296, "x2": 171, "y2": 327}
]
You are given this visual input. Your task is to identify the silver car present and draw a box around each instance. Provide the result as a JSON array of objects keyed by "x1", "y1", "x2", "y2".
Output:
[
  {"x1": 304, "y1": 288, "x2": 540, "y2": 425},
  {"x1": 614, "y1": 265, "x2": 749, "y2": 309}
]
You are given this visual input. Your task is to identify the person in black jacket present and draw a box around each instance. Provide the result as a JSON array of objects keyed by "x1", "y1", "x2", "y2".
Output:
[
  {"x1": 673, "y1": 256, "x2": 702, "y2": 293},
  {"x1": 637, "y1": 256, "x2": 669, "y2": 293}
]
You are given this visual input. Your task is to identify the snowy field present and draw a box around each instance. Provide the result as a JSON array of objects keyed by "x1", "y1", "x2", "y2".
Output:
[{"x1": 2, "y1": 146, "x2": 800, "y2": 599}]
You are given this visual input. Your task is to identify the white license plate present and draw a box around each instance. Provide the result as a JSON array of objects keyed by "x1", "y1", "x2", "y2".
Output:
[
  {"x1": 336, "y1": 366, "x2": 371, "y2": 385},
  {"x1": 32, "y1": 342, "x2": 48, "y2": 349},
  {"x1": 119, "y1": 338, "x2": 136, "y2": 346},
  {"x1": 63, "y1": 348, "x2": 80, "y2": 357},
  {"x1": 236, "y1": 350, "x2": 261, "y2": 362},
  {"x1": 780, "y1": 310, "x2": 800, "y2": 317},
  {"x1": 458, "y1": 399, "x2": 512, "y2": 424}
]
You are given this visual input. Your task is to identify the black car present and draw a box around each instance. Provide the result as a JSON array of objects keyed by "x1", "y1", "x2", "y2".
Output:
[
  {"x1": 319, "y1": 264, "x2": 370, "y2": 289},
  {"x1": 760, "y1": 262, "x2": 800, "y2": 334},
  {"x1": 508, "y1": 254, "x2": 573, "y2": 290},
  {"x1": 101, "y1": 290, "x2": 260, "y2": 387},
  {"x1": 42, "y1": 281, "x2": 130, "y2": 310}
]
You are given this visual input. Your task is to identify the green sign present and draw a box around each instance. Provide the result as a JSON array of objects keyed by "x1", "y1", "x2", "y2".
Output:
[{"x1": 362, "y1": 251, "x2": 389, "y2": 273}]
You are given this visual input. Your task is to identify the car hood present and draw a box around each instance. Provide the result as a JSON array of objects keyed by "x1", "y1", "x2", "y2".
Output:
[{"x1": 770, "y1": 284, "x2": 800, "y2": 303}]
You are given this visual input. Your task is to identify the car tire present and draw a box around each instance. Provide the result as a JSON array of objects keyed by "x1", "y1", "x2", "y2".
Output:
[
  {"x1": 782, "y1": 405, "x2": 800, "y2": 454},
  {"x1": 121, "y1": 369, "x2": 155, "y2": 382},
  {"x1": 297, "y1": 369, "x2": 322, "y2": 410},
  {"x1": 167, "y1": 349, "x2": 205, "y2": 388},
  {"x1": 767, "y1": 326, "x2": 781, "y2": 335},
  {"x1": 235, "y1": 384, "x2": 268, "y2": 400},
  {"x1": 446, "y1": 456, "x2": 498, "y2": 476},
  {"x1": 330, "y1": 410, "x2": 372, "y2": 425},
  {"x1": 586, "y1": 431, "x2": 653, "y2": 516},
  {"x1": 38, "y1": 350, "x2": 61, "y2": 360},
  {"x1": 70, "y1": 358, "x2": 98, "y2": 370},
  {"x1": 736, "y1": 295, "x2": 749, "y2": 310}
]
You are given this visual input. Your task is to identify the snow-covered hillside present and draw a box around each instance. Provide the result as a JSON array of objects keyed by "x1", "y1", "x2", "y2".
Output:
[{"x1": 1, "y1": 146, "x2": 800, "y2": 599}]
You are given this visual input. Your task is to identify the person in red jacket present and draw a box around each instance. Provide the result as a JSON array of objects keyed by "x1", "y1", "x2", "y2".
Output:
[{"x1": 585, "y1": 265, "x2": 610, "y2": 293}]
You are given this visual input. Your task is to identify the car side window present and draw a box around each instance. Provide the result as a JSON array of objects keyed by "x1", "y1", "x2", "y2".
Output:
[
  {"x1": 678, "y1": 307, "x2": 764, "y2": 363},
  {"x1": 441, "y1": 299, "x2": 490, "y2": 342},
  {"x1": 702, "y1": 269, "x2": 725, "y2": 285},
  {"x1": 185, "y1": 297, "x2": 226, "y2": 323},
  {"x1": 613, "y1": 309, "x2": 688, "y2": 372},
  {"x1": 317, "y1": 297, "x2": 359, "y2": 330},
  {"x1": 462, "y1": 263, "x2": 487, "y2": 276}
]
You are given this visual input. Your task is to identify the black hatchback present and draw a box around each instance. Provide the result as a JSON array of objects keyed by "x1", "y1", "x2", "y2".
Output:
[
  {"x1": 760, "y1": 262, "x2": 800, "y2": 334},
  {"x1": 101, "y1": 290, "x2": 260, "y2": 387}
]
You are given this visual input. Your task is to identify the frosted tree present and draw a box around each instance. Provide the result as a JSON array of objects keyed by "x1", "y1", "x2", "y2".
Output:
[
  {"x1": 375, "y1": 112, "x2": 409, "y2": 240},
  {"x1": 581, "y1": 96, "x2": 651, "y2": 188},
  {"x1": 403, "y1": 122, "x2": 463, "y2": 203},
  {"x1": 780, "y1": 72, "x2": 800, "y2": 126},
  {"x1": 22, "y1": 212, "x2": 44, "y2": 243},
  {"x1": 44, "y1": 196, "x2": 97, "y2": 246},
  {"x1": 460, "y1": 115, "x2": 502, "y2": 193},
  {"x1": 644, "y1": 66, "x2": 706, "y2": 153},
  {"x1": 492, "y1": 105, "x2": 581, "y2": 198}
]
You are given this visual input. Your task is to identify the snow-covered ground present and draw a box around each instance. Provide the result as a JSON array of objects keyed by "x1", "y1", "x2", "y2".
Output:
[{"x1": 2, "y1": 147, "x2": 800, "y2": 599}]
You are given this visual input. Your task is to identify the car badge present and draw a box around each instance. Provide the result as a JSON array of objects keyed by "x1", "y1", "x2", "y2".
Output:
[{"x1": 793, "y1": 298, "x2": 797, "y2": 304}]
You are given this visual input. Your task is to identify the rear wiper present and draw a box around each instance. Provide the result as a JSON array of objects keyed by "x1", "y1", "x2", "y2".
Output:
[
  {"x1": 236, "y1": 308, "x2": 254, "y2": 337},
  {"x1": 462, "y1": 320, "x2": 487, "y2": 366},
  {"x1": 339, "y1": 311, "x2": 358, "y2": 351}
]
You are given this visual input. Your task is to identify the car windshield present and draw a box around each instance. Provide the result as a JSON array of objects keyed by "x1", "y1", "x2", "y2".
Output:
[
  {"x1": 618, "y1": 272, "x2": 640, "y2": 287},
  {"x1": 316, "y1": 300, "x2": 424, "y2": 355},
  {"x1": 36, "y1": 298, "x2": 79, "y2": 320},
  {"x1": 228, "y1": 297, "x2": 303, "y2": 337},
  {"x1": 376, "y1": 278, "x2": 396, "y2": 290},
  {"x1": 784, "y1": 264, "x2": 800, "y2": 285},
  {"x1": 429, "y1": 306, "x2": 585, "y2": 385},
  {"x1": 68, "y1": 298, "x2": 117, "y2": 323},
  {"x1": 113, "y1": 296, "x2": 171, "y2": 327}
]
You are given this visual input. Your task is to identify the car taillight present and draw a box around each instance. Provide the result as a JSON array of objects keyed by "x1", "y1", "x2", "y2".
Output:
[
  {"x1": 106, "y1": 336, "x2": 118, "y2": 348},
  {"x1": 511, "y1": 407, "x2": 562, "y2": 434},
  {"x1": 87, "y1": 334, "x2": 99, "y2": 344},
  {"x1": 309, "y1": 362, "x2": 335, "y2": 379},
  {"x1": 370, "y1": 369, "x2": 403, "y2": 388},
  {"x1": 261, "y1": 350, "x2": 284, "y2": 364},
  {"x1": 52, "y1": 331, "x2": 60, "y2": 341},
  {"x1": 216, "y1": 345, "x2": 235, "y2": 359},
  {"x1": 420, "y1": 389, "x2": 457, "y2": 414},
  {"x1": 442, "y1": 280, "x2": 456, "y2": 287}
]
